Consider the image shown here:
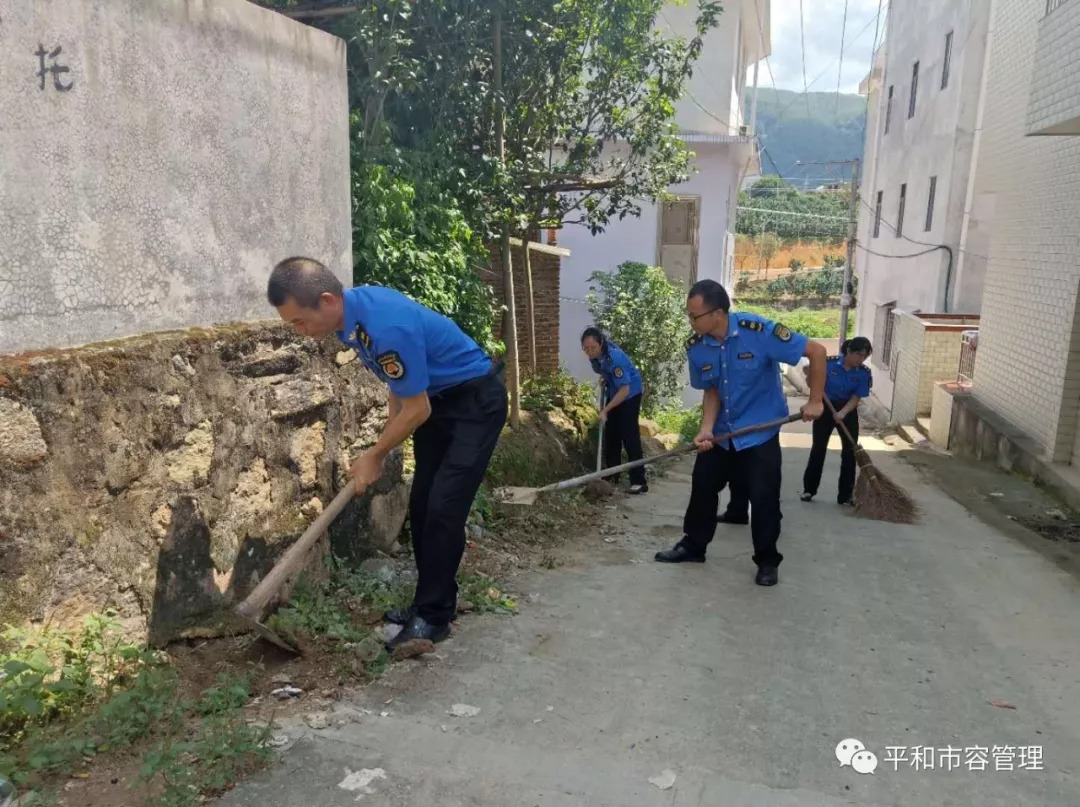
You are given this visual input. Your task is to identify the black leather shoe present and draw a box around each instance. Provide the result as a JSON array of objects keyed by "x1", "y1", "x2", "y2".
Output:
[
  {"x1": 384, "y1": 607, "x2": 415, "y2": 625},
  {"x1": 755, "y1": 566, "x2": 779, "y2": 586},
  {"x1": 717, "y1": 511, "x2": 749, "y2": 525},
  {"x1": 385, "y1": 615, "x2": 451, "y2": 651},
  {"x1": 654, "y1": 543, "x2": 705, "y2": 563}
]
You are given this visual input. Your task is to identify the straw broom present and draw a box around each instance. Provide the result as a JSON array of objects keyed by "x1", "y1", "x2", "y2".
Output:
[{"x1": 824, "y1": 399, "x2": 918, "y2": 524}]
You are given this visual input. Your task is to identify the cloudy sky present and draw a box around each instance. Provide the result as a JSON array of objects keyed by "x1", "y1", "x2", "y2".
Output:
[{"x1": 763, "y1": 0, "x2": 885, "y2": 95}]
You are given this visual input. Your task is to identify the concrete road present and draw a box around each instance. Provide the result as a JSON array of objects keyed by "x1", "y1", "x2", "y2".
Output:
[{"x1": 219, "y1": 403, "x2": 1080, "y2": 806}]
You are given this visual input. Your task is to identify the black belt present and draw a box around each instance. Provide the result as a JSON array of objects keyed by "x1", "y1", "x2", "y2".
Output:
[{"x1": 430, "y1": 359, "x2": 504, "y2": 402}]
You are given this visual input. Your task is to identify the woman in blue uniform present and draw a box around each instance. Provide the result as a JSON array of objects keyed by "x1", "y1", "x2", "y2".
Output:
[
  {"x1": 800, "y1": 337, "x2": 873, "y2": 506},
  {"x1": 581, "y1": 327, "x2": 648, "y2": 494}
]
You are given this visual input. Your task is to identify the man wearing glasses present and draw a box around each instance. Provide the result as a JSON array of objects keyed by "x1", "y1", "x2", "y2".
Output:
[{"x1": 655, "y1": 279, "x2": 827, "y2": 586}]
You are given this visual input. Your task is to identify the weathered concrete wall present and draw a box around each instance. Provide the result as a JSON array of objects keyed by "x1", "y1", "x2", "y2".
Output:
[
  {"x1": 0, "y1": 323, "x2": 407, "y2": 644},
  {"x1": 0, "y1": 0, "x2": 350, "y2": 355}
]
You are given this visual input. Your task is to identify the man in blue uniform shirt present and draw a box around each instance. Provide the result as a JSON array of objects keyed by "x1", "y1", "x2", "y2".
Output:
[
  {"x1": 655, "y1": 279, "x2": 827, "y2": 586},
  {"x1": 267, "y1": 257, "x2": 507, "y2": 649}
]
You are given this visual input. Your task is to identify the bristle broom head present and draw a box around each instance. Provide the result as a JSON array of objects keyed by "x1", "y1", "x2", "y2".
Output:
[{"x1": 853, "y1": 465, "x2": 918, "y2": 524}]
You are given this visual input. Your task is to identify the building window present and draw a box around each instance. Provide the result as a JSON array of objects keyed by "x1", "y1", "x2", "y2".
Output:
[
  {"x1": 909, "y1": 62, "x2": 919, "y2": 118},
  {"x1": 925, "y1": 176, "x2": 937, "y2": 231},
  {"x1": 897, "y1": 183, "x2": 907, "y2": 238},
  {"x1": 941, "y1": 32, "x2": 953, "y2": 89},
  {"x1": 873, "y1": 191, "x2": 883, "y2": 237},
  {"x1": 874, "y1": 301, "x2": 897, "y2": 370},
  {"x1": 885, "y1": 85, "x2": 894, "y2": 133}
]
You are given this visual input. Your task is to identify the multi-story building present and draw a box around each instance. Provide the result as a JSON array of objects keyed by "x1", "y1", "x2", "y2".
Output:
[
  {"x1": 853, "y1": 0, "x2": 992, "y2": 420},
  {"x1": 557, "y1": 0, "x2": 768, "y2": 405},
  {"x1": 956, "y1": 0, "x2": 1080, "y2": 470}
]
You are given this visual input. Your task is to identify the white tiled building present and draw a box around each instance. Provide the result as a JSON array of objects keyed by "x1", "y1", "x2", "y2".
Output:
[{"x1": 963, "y1": 0, "x2": 1080, "y2": 464}]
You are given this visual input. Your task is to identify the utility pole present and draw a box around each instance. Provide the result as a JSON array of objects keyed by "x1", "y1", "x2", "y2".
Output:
[
  {"x1": 840, "y1": 158, "x2": 860, "y2": 352},
  {"x1": 796, "y1": 158, "x2": 860, "y2": 353},
  {"x1": 494, "y1": 5, "x2": 521, "y2": 426}
]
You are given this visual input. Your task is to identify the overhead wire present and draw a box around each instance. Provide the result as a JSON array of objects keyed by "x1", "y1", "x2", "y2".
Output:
[
  {"x1": 835, "y1": 0, "x2": 851, "y2": 122},
  {"x1": 799, "y1": 0, "x2": 811, "y2": 118}
]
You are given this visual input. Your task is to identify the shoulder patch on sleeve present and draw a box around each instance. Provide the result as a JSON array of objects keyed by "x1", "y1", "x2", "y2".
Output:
[
  {"x1": 614, "y1": 366, "x2": 624, "y2": 378},
  {"x1": 738, "y1": 318, "x2": 764, "y2": 332},
  {"x1": 771, "y1": 322, "x2": 792, "y2": 342},
  {"x1": 376, "y1": 351, "x2": 405, "y2": 380}
]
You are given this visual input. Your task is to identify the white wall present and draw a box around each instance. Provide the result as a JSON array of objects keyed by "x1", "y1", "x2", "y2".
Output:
[
  {"x1": 965, "y1": 0, "x2": 1080, "y2": 463},
  {"x1": 559, "y1": 145, "x2": 741, "y2": 408},
  {"x1": 853, "y1": 0, "x2": 990, "y2": 414},
  {"x1": 556, "y1": 0, "x2": 766, "y2": 410},
  {"x1": 0, "y1": 0, "x2": 350, "y2": 356},
  {"x1": 855, "y1": 0, "x2": 990, "y2": 317},
  {"x1": 660, "y1": 0, "x2": 765, "y2": 137}
]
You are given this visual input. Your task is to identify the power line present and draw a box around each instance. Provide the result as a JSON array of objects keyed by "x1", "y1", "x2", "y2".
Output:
[
  {"x1": 836, "y1": 0, "x2": 851, "y2": 122},
  {"x1": 799, "y1": 0, "x2": 810, "y2": 118},
  {"x1": 854, "y1": 240, "x2": 943, "y2": 260},
  {"x1": 751, "y1": 0, "x2": 780, "y2": 99},
  {"x1": 861, "y1": 0, "x2": 886, "y2": 148},
  {"x1": 767, "y1": 10, "x2": 885, "y2": 137},
  {"x1": 857, "y1": 195, "x2": 989, "y2": 260}
]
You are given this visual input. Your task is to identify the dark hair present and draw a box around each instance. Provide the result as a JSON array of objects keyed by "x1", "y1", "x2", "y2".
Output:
[
  {"x1": 581, "y1": 326, "x2": 605, "y2": 345},
  {"x1": 687, "y1": 279, "x2": 731, "y2": 312},
  {"x1": 840, "y1": 336, "x2": 873, "y2": 356},
  {"x1": 267, "y1": 256, "x2": 344, "y2": 309}
]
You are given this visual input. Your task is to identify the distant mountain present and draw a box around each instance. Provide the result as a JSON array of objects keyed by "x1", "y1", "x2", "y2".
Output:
[{"x1": 744, "y1": 88, "x2": 867, "y2": 188}]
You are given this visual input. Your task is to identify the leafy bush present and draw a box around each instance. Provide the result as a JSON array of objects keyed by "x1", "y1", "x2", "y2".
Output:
[
  {"x1": 788, "y1": 258, "x2": 804, "y2": 272},
  {"x1": 735, "y1": 271, "x2": 751, "y2": 293},
  {"x1": 352, "y1": 160, "x2": 498, "y2": 353},
  {"x1": 586, "y1": 262, "x2": 689, "y2": 415},
  {"x1": 735, "y1": 304, "x2": 854, "y2": 339},
  {"x1": 823, "y1": 253, "x2": 846, "y2": 270},
  {"x1": 521, "y1": 369, "x2": 597, "y2": 415},
  {"x1": 654, "y1": 406, "x2": 702, "y2": 443}
]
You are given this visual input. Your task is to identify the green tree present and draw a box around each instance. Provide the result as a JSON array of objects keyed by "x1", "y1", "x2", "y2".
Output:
[
  {"x1": 351, "y1": 161, "x2": 498, "y2": 351},
  {"x1": 586, "y1": 262, "x2": 689, "y2": 415},
  {"x1": 758, "y1": 232, "x2": 781, "y2": 270}
]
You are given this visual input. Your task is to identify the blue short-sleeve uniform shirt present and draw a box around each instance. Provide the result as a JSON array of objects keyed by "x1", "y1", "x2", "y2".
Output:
[
  {"x1": 686, "y1": 311, "x2": 809, "y2": 450},
  {"x1": 825, "y1": 355, "x2": 872, "y2": 401},
  {"x1": 589, "y1": 341, "x2": 643, "y2": 400},
  {"x1": 335, "y1": 286, "x2": 492, "y2": 398}
]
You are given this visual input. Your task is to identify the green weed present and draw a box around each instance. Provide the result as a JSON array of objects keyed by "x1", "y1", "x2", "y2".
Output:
[
  {"x1": 0, "y1": 615, "x2": 270, "y2": 805},
  {"x1": 654, "y1": 406, "x2": 702, "y2": 444}
]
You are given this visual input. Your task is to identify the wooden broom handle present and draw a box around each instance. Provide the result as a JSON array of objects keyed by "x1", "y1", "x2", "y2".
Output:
[
  {"x1": 824, "y1": 398, "x2": 860, "y2": 448},
  {"x1": 235, "y1": 484, "x2": 355, "y2": 619}
]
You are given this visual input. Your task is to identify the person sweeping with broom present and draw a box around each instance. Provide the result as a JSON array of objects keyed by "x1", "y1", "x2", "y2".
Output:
[{"x1": 799, "y1": 337, "x2": 873, "y2": 507}]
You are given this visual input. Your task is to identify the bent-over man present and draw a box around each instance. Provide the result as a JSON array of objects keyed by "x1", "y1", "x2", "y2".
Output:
[{"x1": 268, "y1": 257, "x2": 507, "y2": 649}]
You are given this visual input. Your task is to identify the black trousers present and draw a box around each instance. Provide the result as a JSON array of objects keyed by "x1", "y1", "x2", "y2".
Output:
[
  {"x1": 721, "y1": 468, "x2": 751, "y2": 519},
  {"x1": 681, "y1": 436, "x2": 784, "y2": 568},
  {"x1": 603, "y1": 394, "x2": 646, "y2": 485},
  {"x1": 803, "y1": 399, "x2": 859, "y2": 503},
  {"x1": 409, "y1": 373, "x2": 508, "y2": 625}
]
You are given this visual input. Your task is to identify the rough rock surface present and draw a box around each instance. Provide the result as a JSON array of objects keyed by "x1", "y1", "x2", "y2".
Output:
[{"x1": 0, "y1": 322, "x2": 405, "y2": 644}]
